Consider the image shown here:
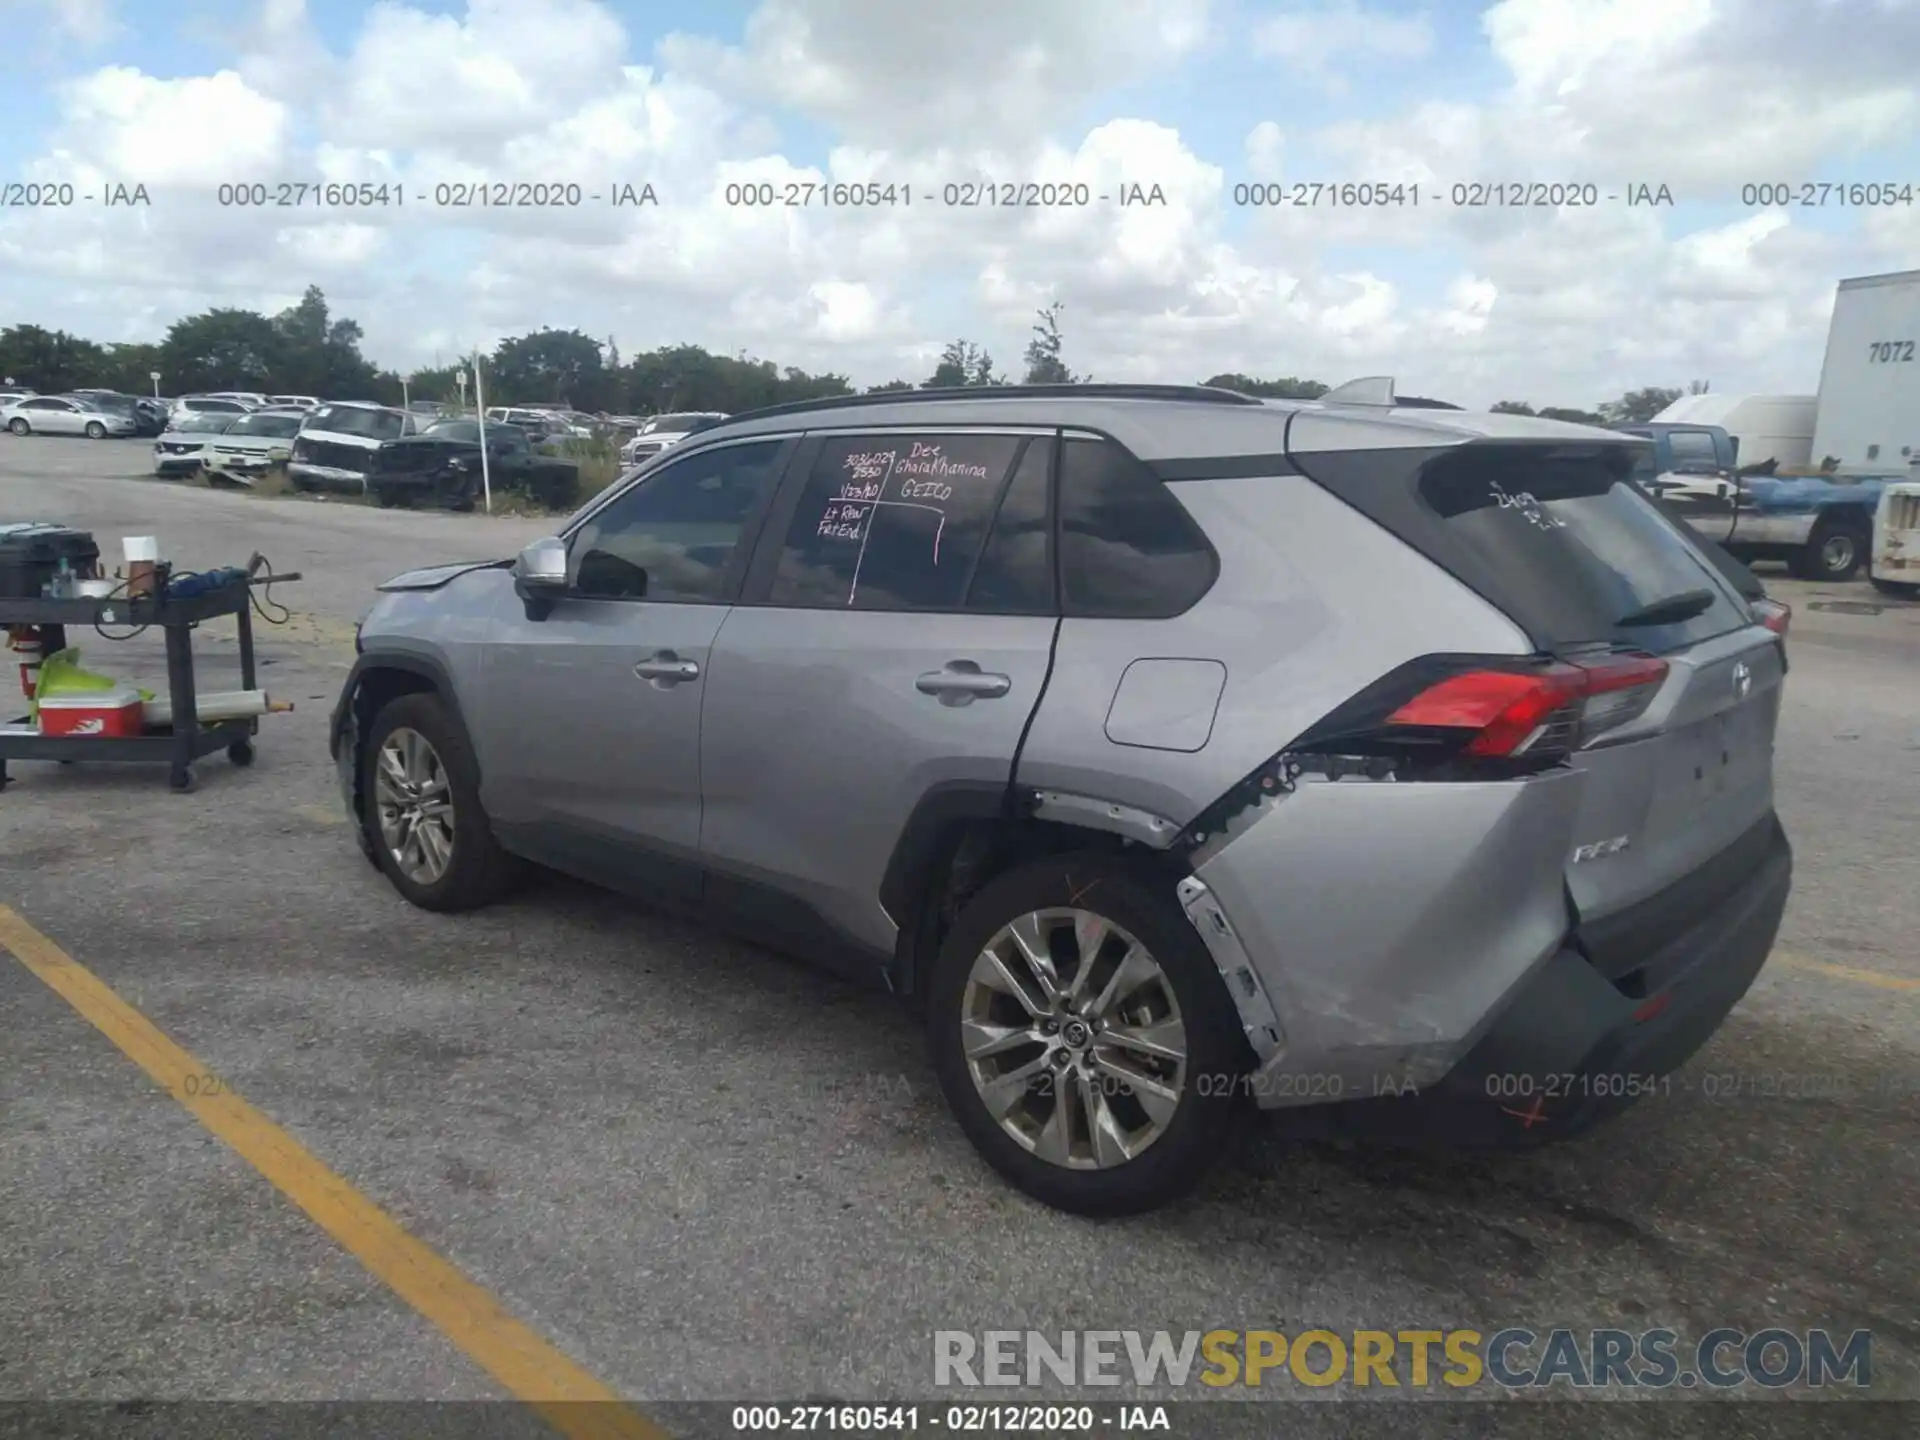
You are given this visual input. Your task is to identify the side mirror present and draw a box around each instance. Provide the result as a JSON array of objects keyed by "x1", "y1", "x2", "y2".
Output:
[{"x1": 514, "y1": 536, "x2": 568, "y2": 620}]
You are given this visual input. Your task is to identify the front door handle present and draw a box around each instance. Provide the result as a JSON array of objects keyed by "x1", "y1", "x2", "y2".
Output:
[
  {"x1": 916, "y1": 662, "x2": 1012, "y2": 706},
  {"x1": 634, "y1": 651, "x2": 700, "y2": 685}
]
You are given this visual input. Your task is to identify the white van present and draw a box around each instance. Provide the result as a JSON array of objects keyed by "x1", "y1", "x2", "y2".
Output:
[{"x1": 1648, "y1": 394, "x2": 1817, "y2": 470}]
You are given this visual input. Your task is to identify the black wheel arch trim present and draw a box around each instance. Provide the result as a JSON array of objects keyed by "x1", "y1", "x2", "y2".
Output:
[
  {"x1": 331, "y1": 649, "x2": 479, "y2": 830},
  {"x1": 880, "y1": 779, "x2": 1019, "y2": 995}
]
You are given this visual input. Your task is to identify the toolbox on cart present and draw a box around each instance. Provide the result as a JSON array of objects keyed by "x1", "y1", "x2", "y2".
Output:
[{"x1": 0, "y1": 524, "x2": 101, "y2": 599}]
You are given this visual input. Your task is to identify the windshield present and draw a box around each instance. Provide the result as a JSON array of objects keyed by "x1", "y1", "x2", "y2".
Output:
[
  {"x1": 308, "y1": 405, "x2": 406, "y2": 440},
  {"x1": 173, "y1": 414, "x2": 235, "y2": 433},
  {"x1": 230, "y1": 413, "x2": 303, "y2": 437}
]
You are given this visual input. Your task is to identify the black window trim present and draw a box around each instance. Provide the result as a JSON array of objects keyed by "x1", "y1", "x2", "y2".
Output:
[
  {"x1": 558, "y1": 433, "x2": 801, "y2": 607},
  {"x1": 737, "y1": 424, "x2": 1062, "y2": 615}
]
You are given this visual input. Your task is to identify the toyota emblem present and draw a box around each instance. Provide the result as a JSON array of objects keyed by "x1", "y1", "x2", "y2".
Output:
[{"x1": 1732, "y1": 661, "x2": 1752, "y2": 699}]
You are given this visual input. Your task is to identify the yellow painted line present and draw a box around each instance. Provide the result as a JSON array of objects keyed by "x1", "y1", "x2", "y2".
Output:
[
  {"x1": 1771, "y1": 950, "x2": 1920, "y2": 993},
  {"x1": 0, "y1": 905, "x2": 668, "y2": 1440}
]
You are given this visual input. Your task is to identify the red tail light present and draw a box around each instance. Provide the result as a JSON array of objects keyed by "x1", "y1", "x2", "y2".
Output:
[
  {"x1": 1752, "y1": 598, "x2": 1790, "y2": 637},
  {"x1": 1292, "y1": 652, "x2": 1670, "y2": 770}
]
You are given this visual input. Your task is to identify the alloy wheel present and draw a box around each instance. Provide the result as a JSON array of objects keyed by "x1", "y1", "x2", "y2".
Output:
[
  {"x1": 374, "y1": 726, "x2": 456, "y2": 885},
  {"x1": 960, "y1": 907, "x2": 1188, "y2": 1170}
]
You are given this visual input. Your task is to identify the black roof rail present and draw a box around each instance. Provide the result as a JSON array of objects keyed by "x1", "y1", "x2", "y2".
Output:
[{"x1": 727, "y1": 382, "x2": 1266, "y2": 424}]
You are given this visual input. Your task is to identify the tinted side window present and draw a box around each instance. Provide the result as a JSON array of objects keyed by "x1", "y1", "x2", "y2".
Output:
[
  {"x1": 965, "y1": 437, "x2": 1054, "y2": 614},
  {"x1": 767, "y1": 433, "x2": 1022, "y2": 610},
  {"x1": 571, "y1": 440, "x2": 785, "y2": 602},
  {"x1": 1058, "y1": 438, "x2": 1217, "y2": 618}
]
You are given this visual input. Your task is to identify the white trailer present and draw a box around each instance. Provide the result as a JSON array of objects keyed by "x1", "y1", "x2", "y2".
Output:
[
  {"x1": 1810, "y1": 269, "x2": 1920, "y2": 476},
  {"x1": 1647, "y1": 393, "x2": 1816, "y2": 470}
]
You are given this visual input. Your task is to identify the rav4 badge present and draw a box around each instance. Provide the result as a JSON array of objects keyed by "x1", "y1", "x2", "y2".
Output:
[{"x1": 1571, "y1": 834, "x2": 1632, "y2": 863}]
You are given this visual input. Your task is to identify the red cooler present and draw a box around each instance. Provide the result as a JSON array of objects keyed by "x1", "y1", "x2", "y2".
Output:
[{"x1": 37, "y1": 685, "x2": 145, "y2": 738}]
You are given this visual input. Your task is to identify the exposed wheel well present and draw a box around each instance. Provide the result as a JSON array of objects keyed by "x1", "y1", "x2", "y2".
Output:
[
  {"x1": 889, "y1": 807, "x2": 1189, "y2": 999},
  {"x1": 341, "y1": 664, "x2": 446, "y2": 822}
]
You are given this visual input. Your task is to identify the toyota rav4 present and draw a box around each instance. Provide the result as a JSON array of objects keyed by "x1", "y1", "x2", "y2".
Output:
[{"x1": 331, "y1": 381, "x2": 1792, "y2": 1215}]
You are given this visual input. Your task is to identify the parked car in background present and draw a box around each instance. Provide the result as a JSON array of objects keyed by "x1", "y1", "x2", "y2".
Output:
[
  {"x1": 268, "y1": 394, "x2": 322, "y2": 410},
  {"x1": 205, "y1": 391, "x2": 268, "y2": 409},
  {"x1": 406, "y1": 400, "x2": 452, "y2": 420},
  {"x1": 70, "y1": 390, "x2": 167, "y2": 437},
  {"x1": 1621, "y1": 422, "x2": 1883, "y2": 582},
  {"x1": 484, "y1": 406, "x2": 553, "y2": 432},
  {"x1": 151, "y1": 412, "x2": 236, "y2": 476},
  {"x1": 0, "y1": 386, "x2": 38, "y2": 404},
  {"x1": 2, "y1": 393, "x2": 140, "y2": 438},
  {"x1": 200, "y1": 407, "x2": 307, "y2": 484},
  {"x1": 367, "y1": 418, "x2": 580, "y2": 511},
  {"x1": 169, "y1": 396, "x2": 253, "y2": 424},
  {"x1": 289, "y1": 401, "x2": 416, "y2": 494},
  {"x1": 619, "y1": 411, "x2": 729, "y2": 465}
]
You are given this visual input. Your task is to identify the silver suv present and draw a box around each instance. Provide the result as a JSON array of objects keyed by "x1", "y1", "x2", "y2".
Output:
[{"x1": 331, "y1": 381, "x2": 1793, "y2": 1215}]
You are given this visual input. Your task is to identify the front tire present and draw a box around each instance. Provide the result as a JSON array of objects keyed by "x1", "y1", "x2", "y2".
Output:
[
  {"x1": 1791, "y1": 520, "x2": 1867, "y2": 581},
  {"x1": 7, "y1": 419, "x2": 29, "y2": 436},
  {"x1": 927, "y1": 852, "x2": 1250, "y2": 1216},
  {"x1": 85, "y1": 421, "x2": 106, "y2": 439},
  {"x1": 360, "y1": 692, "x2": 522, "y2": 911}
]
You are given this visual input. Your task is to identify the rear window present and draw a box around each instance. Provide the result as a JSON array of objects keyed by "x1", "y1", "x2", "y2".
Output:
[{"x1": 1302, "y1": 443, "x2": 1751, "y2": 653}]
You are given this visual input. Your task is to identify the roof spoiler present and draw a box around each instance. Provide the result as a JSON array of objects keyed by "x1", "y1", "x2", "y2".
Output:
[{"x1": 1320, "y1": 377, "x2": 1464, "y2": 410}]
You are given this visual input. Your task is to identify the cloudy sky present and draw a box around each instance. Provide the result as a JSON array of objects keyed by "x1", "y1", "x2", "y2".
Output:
[{"x1": 1, "y1": 0, "x2": 1917, "y2": 408}]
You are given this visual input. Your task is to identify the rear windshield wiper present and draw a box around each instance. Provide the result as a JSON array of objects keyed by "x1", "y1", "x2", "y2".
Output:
[{"x1": 1617, "y1": 588, "x2": 1717, "y2": 627}]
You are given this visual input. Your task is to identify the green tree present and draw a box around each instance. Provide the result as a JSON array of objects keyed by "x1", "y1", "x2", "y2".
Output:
[
  {"x1": 1599, "y1": 386, "x2": 1684, "y2": 425},
  {"x1": 1201, "y1": 372, "x2": 1329, "y2": 399},
  {"x1": 865, "y1": 379, "x2": 915, "y2": 393},
  {"x1": 159, "y1": 308, "x2": 282, "y2": 392},
  {"x1": 1491, "y1": 399, "x2": 1536, "y2": 414},
  {"x1": 925, "y1": 339, "x2": 1000, "y2": 388},
  {"x1": 1021, "y1": 302, "x2": 1078, "y2": 384},
  {"x1": 0, "y1": 324, "x2": 106, "y2": 392},
  {"x1": 489, "y1": 328, "x2": 608, "y2": 409},
  {"x1": 1539, "y1": 406, "x2": 1606, "y2": 425}
]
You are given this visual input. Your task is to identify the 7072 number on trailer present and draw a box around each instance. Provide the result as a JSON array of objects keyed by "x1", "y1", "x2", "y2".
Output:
[{"x1": 1868, "y1": 341, "x2": 1915, "y2": 363}]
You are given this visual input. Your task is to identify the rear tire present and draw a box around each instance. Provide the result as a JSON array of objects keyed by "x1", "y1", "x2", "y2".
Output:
[
  {"x1": 1869, "y1": 576, "x2": 1920, "y2": 600},
  {"x1": 1790, "y1": 520, "x2": 1867, "y2": 582},
  {"x1": 360, "y1": 692, "x2": 522, "y2": 912},
  {"x1": 927, "y1": 851, "x2": 1250, "y2": 1216}
]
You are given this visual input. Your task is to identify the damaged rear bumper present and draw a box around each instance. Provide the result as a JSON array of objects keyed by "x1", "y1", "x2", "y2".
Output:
[{"x1": 1264, "y1": 814, "x2": 1792, "y2": 1148}]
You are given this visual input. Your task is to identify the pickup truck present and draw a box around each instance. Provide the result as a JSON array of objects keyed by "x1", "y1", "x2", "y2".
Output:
[
  {"x1": 366, "y1": 418, "x2": 579, "y2": 511},
  {"x1": 1620, "y1": 422, "x2": 1883, "y2": 582}
]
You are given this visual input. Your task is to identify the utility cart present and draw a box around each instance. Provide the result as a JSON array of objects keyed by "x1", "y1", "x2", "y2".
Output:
[{"x1": 0, "y1": 574, "x2": 299, "y2": 793}]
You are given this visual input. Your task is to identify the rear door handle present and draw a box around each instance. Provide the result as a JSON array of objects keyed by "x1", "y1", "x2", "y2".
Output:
[
  {"x1": 916, "y1": 662, "x2": 1011, "y2": 705},
  {"x1": 634, "y1": 652, "x2": 700, "y2": 684}
]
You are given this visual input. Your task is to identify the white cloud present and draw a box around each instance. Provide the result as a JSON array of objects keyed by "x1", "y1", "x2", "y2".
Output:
[
  {"x1": 52, "y1": 67, "x2": 287, "y2": 186},
  {"x1": 662, "y1": 0, "x2": 1211, "y2": 148},
  {"x1": 25, "y1": 0, "x2": 122, "y2": 46},
  {"x1": 0, "y1": 0, "x2": 1915, "y2": 413},
  {"x1": 1255, "y1": 2, "x2": 1434, "y2": 92}
]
